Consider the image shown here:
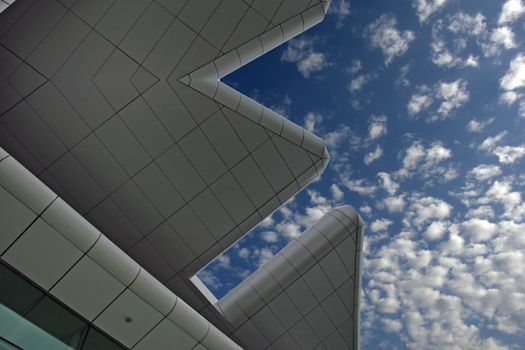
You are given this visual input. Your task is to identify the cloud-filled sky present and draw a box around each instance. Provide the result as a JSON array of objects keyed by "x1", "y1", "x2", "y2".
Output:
[{"x1": 199, "y1": 1, "x2": 525, "y2": 348}]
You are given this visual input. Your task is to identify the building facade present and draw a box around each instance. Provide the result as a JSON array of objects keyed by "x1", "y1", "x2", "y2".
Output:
[{"x1": 0, "y1": 0, "x2": 363, "y2": 349}]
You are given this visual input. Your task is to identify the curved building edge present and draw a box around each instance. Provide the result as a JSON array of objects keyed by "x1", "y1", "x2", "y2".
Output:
[
  {"x1": 216, "y1": 206, "x2": 364, "y2": 349},
  {"x1": 0, "y1": 147, "x2": 242, "y2": 350}
]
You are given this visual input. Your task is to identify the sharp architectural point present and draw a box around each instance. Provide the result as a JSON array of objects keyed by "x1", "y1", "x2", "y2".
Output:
[{"x1": 0, "y1": 0, "x2": 363, "y2": 349}]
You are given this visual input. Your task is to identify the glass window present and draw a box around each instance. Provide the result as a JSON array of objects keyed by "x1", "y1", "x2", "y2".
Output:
[{"x1": 0, "y1": 263, "x2": 124, "y2": 350}]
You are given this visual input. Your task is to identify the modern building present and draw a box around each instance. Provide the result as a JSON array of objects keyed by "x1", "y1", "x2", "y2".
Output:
[{"x1": 0, "y1": 0, "x2": 364, "y2": 349}]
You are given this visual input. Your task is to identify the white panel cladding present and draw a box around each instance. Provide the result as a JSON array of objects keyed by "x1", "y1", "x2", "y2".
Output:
[
  {"x1": 0, "y1": 0, "x2": 330, "y2": 287},
  {"x1": 42, "y1": 197, "x2": 100, "y2": 252},
  {"x1": 0, "y1": 1, "x2": 340, "y2": 348},
  {"x1": 2, "y1": 218, "x2": 83, "y2": 290},
  {"x1": 0, "y1": 148, "x2": 243, "y2": 349},
  {"x1": 50, "y1": 255, "x2": 126, "y2": 321},
  {"x1": 0, "y1": 175, "x2": 36, "y2": 253},
  {"x1": 87, "y1": 234, "x2": 141, "y2": 287},
  {"x1": 130, "y1": 268, "x2": 177, "y2": 316},
  {"x1": 133, "y1": 318, "x2": 198, "y2": 350},
  {"x1": 222, "y1": 8, "x2": 269, "y2": 53},
  {"x1": 94, "y1": 288, "x2": 165, "y2": 348},
  {"x1": 0, "y1": 156, "x2": 55, "y2": 214},
  {"x1": 168, "y1": 297, "x2": 209, "y2": 342},
  {"x1": 217, "y1": 206, "x2": 363, "y2": 350}
]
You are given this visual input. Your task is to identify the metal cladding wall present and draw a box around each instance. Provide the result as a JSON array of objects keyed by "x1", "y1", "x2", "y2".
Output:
[
  {"x1": 0, "y1": 0, "x2": 364, "y2": 349},
  {"x1": 218, "y1": 207, "x2": 363, "y2": 350},
  {"x1": 0, "y1": 0, "x2": 330, "y2": 335},
  {"x1": 0, "y1": 147, "x2": 242, "y2": 349}
]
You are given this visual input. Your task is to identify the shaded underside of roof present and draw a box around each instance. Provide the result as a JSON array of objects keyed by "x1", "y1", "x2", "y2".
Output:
[{"x1": 0, "y1": 0, "x2": 363, "y2": 349}]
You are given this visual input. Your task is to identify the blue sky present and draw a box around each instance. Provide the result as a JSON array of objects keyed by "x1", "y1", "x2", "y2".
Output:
[{"x1": 199, "y1": 0, "x2": 525, "y2": 348}]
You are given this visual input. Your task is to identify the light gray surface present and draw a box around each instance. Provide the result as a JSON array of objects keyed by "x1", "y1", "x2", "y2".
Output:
[
  {"x1": 217, "y1": 207, "x2": 364, "y2": 350},
  {"x1": 0, "y1": 1, "x2": 365, "y2": 349},
  {"x1": 0, "y1": 149, "x2": 242, "y2": 350},
  {"x1": 0, "y1": 0, "x2": 330, "y2": 331}
]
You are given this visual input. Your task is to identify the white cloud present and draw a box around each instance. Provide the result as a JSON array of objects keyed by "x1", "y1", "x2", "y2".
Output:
[
  {"x1": 363, "y1": 167, "x2": 525, "y2": 350},
  {"x1": 398, "y1": 141, "x2": 425, "y2": 175},
  {"x1": 197, "y1": 270, "x2": 223, "y2": 290},
  {"x1": 304, "y1": 112, "x2": 323, "y2": 133},
  {"x1": 382, "y1": 318, "x2": 403, "y2": 333},
  {"x1": 349, "y1": 59, "x2": 362, "y2": 74},
  {"x1": 324, "y1": 125, "x2": 353, "y2": 148},
  {"x1": 408, "y1": 92, "x2": 433, "y2": 116},
  {"x1": 281, "y1": 37, "x2": 328, "y2": 78},
  {"x1": 431, "y1": 11, "x2": 517, "y2": 65},
  {"x1": 368, "y1": 115, "x2": 388, "y2": 140},
  {"x1": 405, "y1": 195, "x2": 452, "y2": 228},
  {"x1": 275, "y1": 222, "x2": 302, "y2": 239},
  {"x1": 259, "y1": 215, "x2": 275, "y2": 228},
  {"x1": 477, "y1": 132, "x2": 524, "y2": 164},
  {"x1": 382, "y1": 195, "x2": 406, "y2": 213},
  {"x1": 364, "y1": 145, "x2": 383, "y2": 165},
  {"x1": 426, "y1": 141, "x2": 452, "y2": 162},
  {"x1": 360, "y1": 205, "x2": 372, "y2": 215},
  {"x1": 328, "y1": 0, "x2": 351, "y2": 28},
  {"x1": 464, "y1": 55, "x2": 479, "y2": 67},
  {"x1": 397, "y1": 141, "x2": 455, "y2": 180},
  {"x1": 466, "y1": 205, "x2": 495, "y2": 219},
  {"x1": 238, "y1": 247, "x2": 250, "y2": 259},
  {"x1": 469, "y1": 164, "x2": 502, "y2": 181},
  {"x1": 377, "y1": 172, "x2": 399, "y2": 195},
  {"x1": 466, "y1": 117, "x2": 495, "y2": 132},
  {"x1": 520, "y1": 100, "x2": 525, "y2": 117},
  {"x1": 424, "y1": 221, "x2": 448, "y2": 240},
  {"x1": 479, "y1": 131, "x2": 507, "y2": 151},
  {"x1": 500, "y1": 91, "x2": 521, "y2": 105},
  {"x1": 498, "y1": 0, "x2": 525, "y2": 24},
  {"x1": 364, "y1": 14, "x2": 415, "y2": 65},
  {"x1": 448, "y1": 12, "x2": 486, "y2": 35},
  {"x1": 371, "y1": 218, "x2": 393, "y2": 233},
  {"x1": 430, "y1": 41, "x2": 457, "y2": 67},
  {"x1": 483, "y1": 26, "x2": 517, "y2": 57},
  {"x1": 430, "y1": 14, "x2": 488, "y2": 68},
  {"x1": 398, "y1": 63, "x2": 412, "y2": 86},
  {"x1": 500, "y1": 54, "x2": 525, "y2": 91},
  {"x1": 349, "y1": 74, "x2": 373, "y2": 93},
  {"x1": 330, "y1": 184, "x2": 344, "y2": 201},
  {"x1": 297, "y1": 53, "x2": 327, "y2": 78},
  {"x1": 493, "y1": 145, "x2": 525, "y2": 163},
  {"x1": 342, "y1": 178, "x2": 378, "y2": 196},
  {"x1": 254, "y1": 248, "x2": 274, "y2": 266},
  {"x1": 408, "y1": 80, "x2": 469, "y2": 121},
  {"x1": 412, "y1": 0, "x2": 448, "y2": 23},
  {"x1": 261, "y1": 231, "x2": 278, "y2": 243},
  {"x1": 436, "y1": 79, "x2": 470, "y2": 118},
  {"x1": 461, "y1": 218, "x2": 497, "y2": 242},
  {"x1": 482, "y1": 180, "x2": 525, "y2": 221},
  {"x1": 216, "y1": 254, "x2": 231, "y2": 269}
]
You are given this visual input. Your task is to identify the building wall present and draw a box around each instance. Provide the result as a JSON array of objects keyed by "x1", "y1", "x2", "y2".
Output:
[{"x1": 218, "y1": 207, "x2": 363, "y2": 350}]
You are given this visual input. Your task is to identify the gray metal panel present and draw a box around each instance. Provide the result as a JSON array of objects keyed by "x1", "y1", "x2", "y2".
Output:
[
  {"x1": 217, "y1": 206, "x2": 364, "y2": 349},
  {"x1": 0, "y1": 1, "x2": 339, "y2": 348},
  {"x1": 0, "y1": 148, "x2": 242, "y2": 350}
]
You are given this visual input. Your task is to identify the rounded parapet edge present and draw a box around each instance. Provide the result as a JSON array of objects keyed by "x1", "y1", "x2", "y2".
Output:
[
  {"x1": 179, "y1": 1, "x2": 331, "y2": 162},
  {"x1": 331, "y1": 205, "x2": 364, "y2": 349},
  {"x1": 332, "y1": 205, "x2": 364, "y2": 234},
  {"x1": 0, "y1": 148, "x2": 243, "y2": 350},
  {"x1": 217, "y1": 204, "x2": 364, "y2": 334},
  {"x1": 322, "y1": 0, "x2": 332, "y2": 14}
]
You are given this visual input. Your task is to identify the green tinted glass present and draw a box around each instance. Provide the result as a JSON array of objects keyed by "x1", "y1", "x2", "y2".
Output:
[{"x1": 0, "y1": 264, "x2": 124, "y2": 350}]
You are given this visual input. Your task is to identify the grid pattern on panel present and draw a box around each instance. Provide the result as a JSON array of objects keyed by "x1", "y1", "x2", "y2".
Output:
[
  {"x1": 0, "y1": 0, "x2": 15, "y2": 14},
  {"x1": 0, "y1": 0, "x2": 331, "y2": 341},
  {"x1": 217, "y1": 207, "x2": 364, "y2": 350},
  {"x1": 0, "y1": 150, "x2": 242, "y2": 350}
]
